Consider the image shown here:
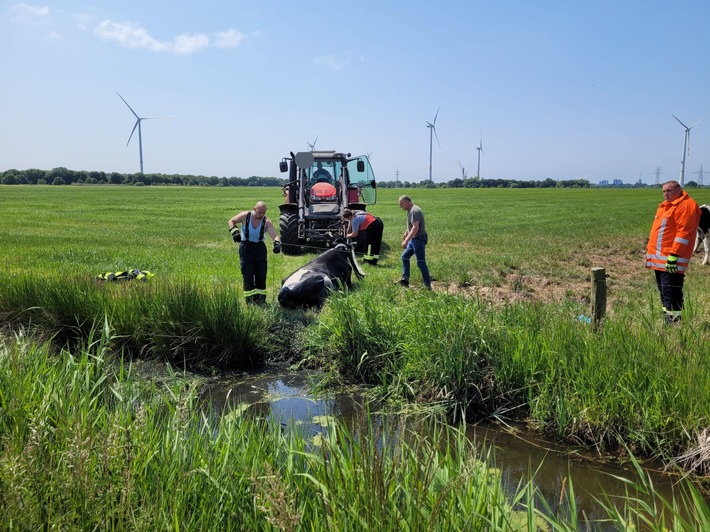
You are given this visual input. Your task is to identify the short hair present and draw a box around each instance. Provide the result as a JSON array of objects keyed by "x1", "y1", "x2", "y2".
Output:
[
  {"x1": 398, "y1": 195, "x2": 412, "y2": 203},
  {"x1": 342, "y1": 209, "x2": 353, "y2": 219}
]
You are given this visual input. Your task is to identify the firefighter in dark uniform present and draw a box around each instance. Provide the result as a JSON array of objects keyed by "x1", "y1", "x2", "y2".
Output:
[{"x1": 228, "y1": 201, "x2": 281, "y2": 304}]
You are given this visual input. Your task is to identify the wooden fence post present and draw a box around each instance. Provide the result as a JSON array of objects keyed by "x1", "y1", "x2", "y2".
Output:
[{"x1": 591, "y1": 267, "x2": 606, "y2": 327}]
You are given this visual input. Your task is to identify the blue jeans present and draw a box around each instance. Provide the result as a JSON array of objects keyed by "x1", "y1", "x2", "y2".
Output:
[{"x1": 401, "y1": 235, "x2": 431, "y2": 287}]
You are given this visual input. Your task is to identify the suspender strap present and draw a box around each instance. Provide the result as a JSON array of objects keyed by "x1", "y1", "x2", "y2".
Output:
[{"x1": 244, "y1": 212, "x2": 266, "y2": 242}]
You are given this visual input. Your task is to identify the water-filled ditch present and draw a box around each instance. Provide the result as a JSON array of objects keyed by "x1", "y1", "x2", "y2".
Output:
[{"x1": 192, "y1": 365, "x2": 692, "y2": 523}]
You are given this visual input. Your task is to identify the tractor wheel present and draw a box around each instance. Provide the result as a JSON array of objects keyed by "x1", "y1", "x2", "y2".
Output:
[{"x1": 279, "y1": 211, "x2": 301, "y2": 255}]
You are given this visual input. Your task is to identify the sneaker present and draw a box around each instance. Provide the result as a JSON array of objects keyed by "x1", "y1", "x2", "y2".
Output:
[{"x1": 398, "y1": 278, "x2": 409, "y2": 287}]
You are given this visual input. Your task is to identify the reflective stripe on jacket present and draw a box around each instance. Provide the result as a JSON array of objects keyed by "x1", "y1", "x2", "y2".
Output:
[{"x1": 645, "y1": 191, "x2": 701, "y2": 273}]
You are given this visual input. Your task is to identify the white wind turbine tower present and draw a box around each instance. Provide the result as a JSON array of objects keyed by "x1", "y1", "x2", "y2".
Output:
[
  {"x1": 475, "y1": 132, "x2": 484, "y2": 178},
  {"x1": 426, "y1": 107, "x2": 440, "y2": 181},
  {"x1": 116, "y1": 92, "x2": 170, "y2": 174},
  {"x1": 672, "y1": 114, "x2": 702, "y2": 187},
  {"x1": 458, "y1": 160, "x2": 466, "y2": 179}
]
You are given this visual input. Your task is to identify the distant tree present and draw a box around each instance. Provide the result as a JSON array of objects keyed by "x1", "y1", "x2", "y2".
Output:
[
  {"x1": 48, "y1": 167, "x2": 72, "y2": 185},
  {"x1": 1, "y1": 172, "x2": 18, "y2": 184},
  {"x1": 52, "y1": 176, "x2": 66, "y2": 185}
]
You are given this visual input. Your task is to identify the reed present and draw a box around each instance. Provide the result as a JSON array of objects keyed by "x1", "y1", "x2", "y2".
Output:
[
  {"x1": 0, "y1": 273, "x2": 271, "y2": 369},
  {"x1": 306, "y1": 284, "x2": 710, "y2": 462},
  {"x1": 3, "y1": 332, "x2": 706, "y2": 529}
]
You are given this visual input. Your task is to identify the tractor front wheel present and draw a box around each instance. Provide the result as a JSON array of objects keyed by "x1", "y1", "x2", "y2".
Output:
[{"x1": 279, "y1": 211, "x2": 301, "y2": 255}]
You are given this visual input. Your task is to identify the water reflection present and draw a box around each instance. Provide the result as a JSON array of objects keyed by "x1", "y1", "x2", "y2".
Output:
[
  {"x1": 198, "y1": 366, "x2": 696, "y2": 524},
  {"x1": 200, "y1": 367, "x2": 372, "y2": 441}
]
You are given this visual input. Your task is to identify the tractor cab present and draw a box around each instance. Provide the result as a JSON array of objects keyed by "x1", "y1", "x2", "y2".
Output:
[{"x1": 278, "y1": 150, "x2": 378, "y2": 254}]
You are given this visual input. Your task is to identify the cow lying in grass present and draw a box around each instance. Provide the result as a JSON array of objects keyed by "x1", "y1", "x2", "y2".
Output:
[
  {"x1": 278, "y1": 243, "x2": 365, "y2": 309},
  {"x1": 696, "y1": 204, "x2": 710, "y2": 265}
]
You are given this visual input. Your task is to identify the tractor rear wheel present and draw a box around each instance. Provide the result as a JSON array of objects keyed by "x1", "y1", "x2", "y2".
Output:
[{"x1": 279, "y1": 211, "x2": 301, "y2": 255}]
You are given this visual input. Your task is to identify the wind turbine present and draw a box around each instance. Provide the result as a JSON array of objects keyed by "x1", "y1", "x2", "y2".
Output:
[
  {"x1": 307, "y1": 135, "x2": 319, "y2": 152},
  {"x1": 426, "y1": 107, "x2": 440, "y2": 181},
  {"x1": 475, "y1": 132, "x2": 484, "y2": 178},
  {"x1": 116, "y1": 92, "x2": 170, "y2": 174},
  {"x1": 672, "y1": 115, "x2": 702, "y2": 187},
  {"x1": 458, "y1": 160, "x2": 466, "y2": 179}
]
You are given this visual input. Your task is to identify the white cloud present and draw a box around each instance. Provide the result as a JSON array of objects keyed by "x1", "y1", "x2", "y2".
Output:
[
  {"x1": 214, "y1": 29, "x2": 246, "y2": 49},
  {"x1": 95, "y1": 20, "x2": 168, "y2": 52},
  {"x1": 313, "y1": 51, "x2": 364, "y2": 70},
  {"x1": 11, "y1": 3, "x2": 49, "y2": 19},
  {"x1": 174, "y1": 33, "x2": 210, "y2": 54},
  {"x1": 94, "y1": 20, "x2": 247, "y2": 55}
]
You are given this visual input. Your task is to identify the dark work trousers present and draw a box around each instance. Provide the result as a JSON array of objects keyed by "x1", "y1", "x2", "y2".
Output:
[
  {"x1": 354, "y1": 218, "x2": 384, "y2": 264},
  {"x1": 239, "y1": 241, "x2": 268, "y2": 304},
  {"x1": 654, "y1": 270, "x2": 684, "y2": 321}
]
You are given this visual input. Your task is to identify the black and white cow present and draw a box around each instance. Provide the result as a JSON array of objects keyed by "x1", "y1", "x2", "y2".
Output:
[
  {"x1": 695, "y1": 204, "x2": 710, "y2": 265},
  {"x1": 278, "y1": 243, "x2": 365, "y2": 309}
]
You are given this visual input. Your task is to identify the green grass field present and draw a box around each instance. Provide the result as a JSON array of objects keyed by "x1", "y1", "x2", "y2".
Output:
[
  {"x1": 3, "y1": 184, "x2": 709, "y2": 294},
  {"x1": 2, "y1": 184, "x2": 710, "y2": 457}
]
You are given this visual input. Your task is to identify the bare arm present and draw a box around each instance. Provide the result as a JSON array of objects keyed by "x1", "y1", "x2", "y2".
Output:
[
  {"x1": 402, "y1": 220, "x2": 420, "y2": 248},
  {"x1": 346, "y1": 220, "x2": 359, "y2": 238},
  {"x1": 228, "y1": 211, "x2": 249, "y2": 229},
  {"x1": 265, "y1": 218, "x2": 280, "y2": 242}
]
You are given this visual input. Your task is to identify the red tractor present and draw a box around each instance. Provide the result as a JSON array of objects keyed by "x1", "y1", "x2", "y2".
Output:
[{"x1": 278, "y1": 151, "x2": 377, "y2": 255}]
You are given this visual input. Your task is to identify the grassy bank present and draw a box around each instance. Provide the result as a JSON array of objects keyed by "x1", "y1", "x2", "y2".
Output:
[
  {"x1": 1, "y1": 185, "x2": 710, "y2": 473},
  {"x1": 2, "y1": 332, "x2": 708, "y2": 530}
]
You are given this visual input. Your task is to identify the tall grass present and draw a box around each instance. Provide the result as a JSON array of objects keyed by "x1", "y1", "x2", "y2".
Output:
[
  {"x1": 305, "y1": 286, "x2": 710, "y2": 463},
  {"x1": 2, "y1": 331, "x2": 707, "y2": 530},
  {"x1": 0, "y1": 272, "x2": 272, "y2": 369}
]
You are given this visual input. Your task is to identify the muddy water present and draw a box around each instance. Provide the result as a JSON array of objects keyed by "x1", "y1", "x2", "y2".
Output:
[{"x1": 195, "y1": 366, "x2": 696, "y2": 523}]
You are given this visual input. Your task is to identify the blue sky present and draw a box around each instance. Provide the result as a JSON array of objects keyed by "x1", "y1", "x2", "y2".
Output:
[{"x1": 2, "y1": 1, "x2": 709, "y2": 184}]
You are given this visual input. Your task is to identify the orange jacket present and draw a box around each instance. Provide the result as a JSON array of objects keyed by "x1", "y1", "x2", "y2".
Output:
[{"x1": 645, "y1": 191, "x2": 700, "y2": 273}]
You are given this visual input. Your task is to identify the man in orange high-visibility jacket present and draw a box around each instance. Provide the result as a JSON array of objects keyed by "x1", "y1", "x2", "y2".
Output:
[{"x1": 645, "y1": 180, "x2": 701, "y2": 323}]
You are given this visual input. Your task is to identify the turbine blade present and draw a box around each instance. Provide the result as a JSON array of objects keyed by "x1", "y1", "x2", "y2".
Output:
[
  {"x1": 142, "y1": 115, "x2": 172, "y2": 120},
  {"x1": 126, "y1": 120, "x2": 139, "y2": 147},
  {"x1": 433, "y1": 126, "x2": 441, "y2": 149},
  {"x1": 116, "y1": 91, "x2": 139, "y2": 119},
  {"x1": 673, "y1": 114, "x2": 689, "y2": 129},
  {"x1": 433, "y1": 107, "x2": 439, "y2": 125}
]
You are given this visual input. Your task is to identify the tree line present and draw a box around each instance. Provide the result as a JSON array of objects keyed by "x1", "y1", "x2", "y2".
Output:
[
  {"x1": 2, "y1": 167, "x2": 679, "y2": 189},
  {"x1": 0, "y1": 168, "x2": 283, "y2": 187}
]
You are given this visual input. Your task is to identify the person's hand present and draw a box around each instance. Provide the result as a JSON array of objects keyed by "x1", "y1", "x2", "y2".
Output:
[
  {"x1": 273, "y1": 241, "x2": 281, "y2": 254},
  {"x1": 666, "y1": 255, "x2": 678, "y2": 273},
  {"x1": 230, "y1": 226, "x2": 241, "y2": 243}
]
